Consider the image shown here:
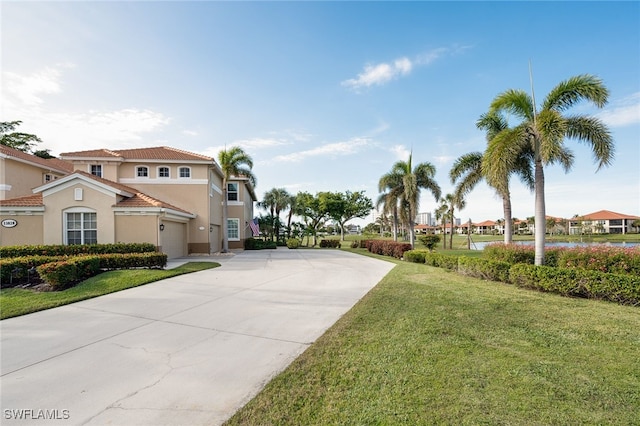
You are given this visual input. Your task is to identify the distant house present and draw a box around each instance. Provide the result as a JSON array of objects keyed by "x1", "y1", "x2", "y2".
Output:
[
  {"x1": 474, "y1": 220, "x2": 496, "y2": 235},
  {"x1": 568, "y1": 210, "x2": 640, "y2": 235},
  {"x1": 0, "y1": 146, "x2": 257, "y2": 257}
]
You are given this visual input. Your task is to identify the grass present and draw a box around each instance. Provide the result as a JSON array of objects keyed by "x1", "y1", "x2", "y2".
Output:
[
  {"x1": 226, "y1": 255, "x2": 640, "y2": 425},
  {"x1": 0, "y1": 262, "x2": 219, "y2": 320}
]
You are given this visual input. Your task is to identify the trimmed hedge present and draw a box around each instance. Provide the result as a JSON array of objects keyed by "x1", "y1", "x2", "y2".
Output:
[
  {"x1": 0, "y1": 243, "x2": 157, "y2": 258},
  {"x1": 424, "y1": 252, "x2": 459, "y2": 271},
  {"x1": 509, "y1": 264, "x2": 640, "y2": 306},
  {"x1": 37, "y1": 256, "x2": 102, "y2": 291},
  {"x1": 457, "y1": 257, "x2": 511, "y2": 283},
  {"x1": 365, "y1": 240, "x2": 412, "y2": 259},
  {"x1": 404, "y1": 250, "x2": 427, "y2": 263},
  {"x1": 1, "y1": 255, "x2": 60, "y2": 285},
  {"x1": 244, "y1": 238, "x2": 277, "y2": 250},
  {"x1": 556, "y1": 246, "x2": 640, "y2": 275},
  {"x1": 319, "y1": 239, "x2": 341, "y2": 248}
]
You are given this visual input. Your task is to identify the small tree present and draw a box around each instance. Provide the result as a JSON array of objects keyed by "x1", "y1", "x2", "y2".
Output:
[{"x1": 418, "y1": 234, "x2": 440, "y2": 251}]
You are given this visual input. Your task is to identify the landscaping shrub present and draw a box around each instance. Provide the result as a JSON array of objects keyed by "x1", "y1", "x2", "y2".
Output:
[
  {"x1": 0, "y1": 243, "x2": 157, "y2": 258},
  {"x1": 403, "y1": 250, "x2": 427, "y2": 263},
  {"x1": 556, "y1": 246, "x2": 640, "y2": 275},
  {"x1": 97, "y1": 253, "x2": 167, "y2": 270},
  {"x1": 424, "y1": 252, "x2": 459, "y2": 271},
  {"x1": 482, "y1": 243, "x2": 564, "y2": 267},
  {"x1": 286, "y1": 238, "x2": 300, "y2": 249},
  {"x1": 366, "y1": 240, "x2": 412, "y2": 259},
  {"x1": 417, "y1": 234, "x2": 440, "y2": 251},
  {"x1": 37, "y1": 256, "x2": 102, "y2": 291},
  {"x1": 244, "y1": 238, "x2": 277, "y2": 250},
  {"x1": 1, "y1": 255, "x2": 60, "y2": 286},
  {"x1": 319, "y1": 239, "x2": 341, "y2": 248},
  {"x1": 508, "y1": 264, "x2": 640, "y2": 306},
  {"x1": 457, "y1": 257, "x2": 511, "y2": 282}
]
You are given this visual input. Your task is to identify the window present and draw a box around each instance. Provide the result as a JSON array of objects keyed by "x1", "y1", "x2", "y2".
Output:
[
  {"x1": 179, "y1": 167, "x2": 191, "y2": 178},
  {"x1": 90, "y1": 165, "x2": 102, "y2": 177},
  {"x1": 66, "y1": 212, "x2": 97, "y2": 245},
  {"x1": 136, "y1": 166, "x2": 149, "y2": 177},
  {"x1": 227, "y1": 218, "x2": 239, "y2": 240},
  {"x1": 44, "y1": 174, "x2": 53, "y2": 182},
  {"x1": 227, "y1": 182, "x2": 238, "y2": 201},
  {"x1": 158, "y1": 167, "x2": 170, "y2": 178}
]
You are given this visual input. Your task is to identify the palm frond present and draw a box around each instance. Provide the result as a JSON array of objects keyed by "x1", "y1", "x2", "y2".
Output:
[
  {"x1": 489, "y1": 89, "x2": 534, "y2": 122},
  {"x1": 565, "y1": 115, "x2": 614, "y2": 170},
  {"x1": 542, "y1": 74, "x2": 609, "y2": 112}
]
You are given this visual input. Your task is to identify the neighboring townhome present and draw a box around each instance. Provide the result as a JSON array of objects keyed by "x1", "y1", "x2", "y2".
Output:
[
  {"x1": 0, "y1": 144, "x2": 73, "y2": 200},
  {"x1": 568, "y1": 210, "x2": 640, "y2": 235},
  {"x1": 0, "y1": 146, "x2": 258, "y2": 257}
]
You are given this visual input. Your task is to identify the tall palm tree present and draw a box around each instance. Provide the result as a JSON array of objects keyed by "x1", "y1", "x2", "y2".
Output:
[
  {"x1": 485, "y1": 74, "x2": 612, "y2": 265},
  {"x1": 379, "y1": 153, "x2": 441, "y2": 248},
  {"x1": 258, "y1": 188, "x2": 291, "y2": 241},
  {"x1": 435, "y1": 199, "x2": 449, "y2": 249},
  {"x1": 375, "y1": 191, "x2": 399, "y2": 241},
  {"x1": 450, "y1": 111, "x2": 534, "y2": 244},
  {"x1": 218, "y1": 146, "x2": 256, "y2": 253},
  {"x1": 443, "y1": 192, "x2": 465, "y2": 250}
]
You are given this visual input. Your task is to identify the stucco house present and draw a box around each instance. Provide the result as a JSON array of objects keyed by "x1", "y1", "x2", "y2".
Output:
[
  {"x1": 0, "y1": 146, "x2": 257, "y2": 258},
  {"x1": 568, "y1": 210, "x2": 640, "y2": 235}
]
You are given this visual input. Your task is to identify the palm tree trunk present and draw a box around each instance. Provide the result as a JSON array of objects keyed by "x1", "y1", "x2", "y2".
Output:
[
  {"x1": 449, "y1": 210, "x2": 454, "y2": 250},
  {"x1": 409, "y1": 219, "x2": 415, "y2": 248},
  {"x1": 502, "y1": 190, "x2": 513, "y2": 244},
  {"x1": 392, "y1": 206, "x2": 399, "y2": 242},
  {"x1": 534, "y1": 159, "x2": 546, "y2": 265},
  {"x1": 221, "y1": 178, "x2": 229, "y2": 253}
]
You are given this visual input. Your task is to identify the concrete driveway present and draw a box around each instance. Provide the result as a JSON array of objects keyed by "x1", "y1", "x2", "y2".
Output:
[{"x1": 1, "y1": 248, "x2": 394, "y2": 425}]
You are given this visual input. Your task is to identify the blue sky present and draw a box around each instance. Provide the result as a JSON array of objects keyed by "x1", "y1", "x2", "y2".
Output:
[{"x1": 2, "y1": 1, "x2": 639, "y2": 226}]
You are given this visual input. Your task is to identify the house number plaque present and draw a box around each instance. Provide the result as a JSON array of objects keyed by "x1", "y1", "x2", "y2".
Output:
[{"x1": 1, "y1": 219, "x2": 18, "y2": 228}]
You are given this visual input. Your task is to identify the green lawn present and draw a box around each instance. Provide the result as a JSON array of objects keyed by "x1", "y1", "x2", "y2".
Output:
[
  {"x1": 226, "y1": 255, "x2": 640, "y2": 425},
  {"x1": 0, "y1": 262, "x2": 219, "y2": 320}
]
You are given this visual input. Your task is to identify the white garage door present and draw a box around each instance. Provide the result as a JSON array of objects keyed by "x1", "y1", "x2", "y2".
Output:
[{"x1": 161, "y1": 221, "x2": 187, "y2": 259}]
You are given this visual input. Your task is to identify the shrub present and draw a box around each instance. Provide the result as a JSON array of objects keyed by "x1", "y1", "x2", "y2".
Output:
[
  {"x1": 319, "y1": 239, "x2": 341, "y2": 248},
  {"x1": 1, "y1": 255, "x2": 60, "y2": 286},
  {"x1": 366, "y1": 240, "x2": 412, "y2": 259},
  {"x1": 286, "y1": 238, "x2": 300, "y2": 249},
  {"x1": 97, "y1": 253, "x2": 167, "y2": 270},
  {"x1": 424, "y1": 252, "x2": 459, "y2": 271},
  {"x1": 37, "y1": 256, "x2": 102, "y2": 291},
  {"x1": 457, "y1": 257, "x2": 511, "y2": 282},
  {"x1": 417, "y1": 235, "x2": 440, "y2": 251},
  {"x1": 508, "y1": 264, "x2": 640, "y2": 306},
  {"x1": 482, "y1": 243, "x2": 564, "y2": 267},
  {"x1": 244, "y1": 238, "x2": 277, "y2": 250},
  {"x1": 556, "y1": 246, "x2": 640, "y2": 275},
  {"x1": 0, "y1": 243, "x2": 157, "y2": 258},
  {"x1": 403, "y1": 250, "x2": 427, "y2": 263}
]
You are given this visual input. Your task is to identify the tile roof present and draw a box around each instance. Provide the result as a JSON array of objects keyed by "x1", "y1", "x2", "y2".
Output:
[
  {"x1": 474, "y1": 220, "x2": 496, "y2": 227},
  {"x1": 0, "y1": 193, "x2": 43, "y2": 207},
  {"x1": 0, "y1": 144, "x2": 73, "y2": 173},
  {"x1": 580, "y1": 210, "x2": 640, "y2": 220},
  {"x1": 60, "y1": 146, "x2": 214, "y2": 162},
  {"x1": 115, "y1": 193, "x2": 194, "y2": 215}
]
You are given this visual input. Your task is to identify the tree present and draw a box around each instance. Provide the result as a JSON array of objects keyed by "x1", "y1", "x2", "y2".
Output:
[
  {"x1": 1, "y1": 121, "x2": 43, "y2": 153},
  {"x1": 324, "y1": 191, "x2": 373, "y2": 241},
  {"x1": 376, "y1": 188, "x2": 400, "y2": 242},
  {"x1": 443, "y1": 192, "x2": 465, "y2": 250},
  {"x1": 378, "y1": 153, "x2": 441, "y2": 248},
  {"x1": 485, "y1": 74, "x2": 612, "y2": 265},
  {"x1": 218, "y1": 146, "x2": 257, "y2": 253},
  {"x1": 435, "y1": 200, "x2": 449, "y2": 249},
  {"x1": 294, "y1": 192, "x2": 328, "y2": 247},
  {"x1": 258, "y1": 188, "x2": 291, "y2": 241},
  {"x1": 450, "y1": 111, "x2": 534, "y2": 245}
]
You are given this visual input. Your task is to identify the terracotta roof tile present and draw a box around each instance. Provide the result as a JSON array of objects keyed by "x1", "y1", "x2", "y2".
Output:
[
  {"x1": 0, "y1": 193, "x2": 43, "y2": 207},
  {"x1": 581, "y1": 210, "x2": 640, "y2": 220},
  {"x1": 60, "y1": 146, "x2": 213, "y2": 162},
  {"x1": 115, "y1": 193, "x2": 194, "y2": 215},
  {"x1": 58, "y1": 149, "x2": 122, "y2": 158},
  {"x1": 0, "y1": 145, "x2": 73, "y2": 173},
  {"x1": 70, "y1": 170, "x2": 138, "y2": 194}
]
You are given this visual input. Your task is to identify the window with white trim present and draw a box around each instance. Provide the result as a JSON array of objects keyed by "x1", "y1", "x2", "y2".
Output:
[
  {"x1": 136, "y1": 166, "x2": 149, "y2": 177},
  {"x1": 227, "y1": 182, "x2": 238, "y2": 201},
  {"x1": 90, "y1": 165, "x2": 102, "y2": 177},
  {"x1": 179, "y1": 167, "x2": 191, "y2": 178},
  {"x1": 158, "y1": 166, "x2": 170, "y2": 178},
  {"x1": 227, "y1": 218, "x2": 239, "y2": 241},
  {"x1": 65, "y1": 211, "x2": 97, "y2": 245}
]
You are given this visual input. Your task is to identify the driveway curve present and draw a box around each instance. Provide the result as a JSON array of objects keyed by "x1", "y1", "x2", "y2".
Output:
[{"x1": 1, "y1": 248, "x2": 394, "y2": 425}]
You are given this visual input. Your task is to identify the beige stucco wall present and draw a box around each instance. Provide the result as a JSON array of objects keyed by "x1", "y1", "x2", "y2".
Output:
[
  {"x1": 0, "y1": 214, "x2": 44, "y2": 246},
  {"x1": 114, "y1": 214, "x2": 159, "y2": 246},
  {"x1": 71, "y1": 161, "x2": 120, "y2": 181},
  {"x1": 42, "y1": 183, "x2": 117, "y2": 245},
  {"x1": 1, "y1": 159, "x2": 64, "y2": 200}
]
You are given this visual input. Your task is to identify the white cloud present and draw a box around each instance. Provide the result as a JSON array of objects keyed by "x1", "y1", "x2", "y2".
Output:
[
  {"x1": 271, "y1": 137, "x2": 371, "y2": 163},
  {"x1": 389, "y1": 144, "x2": 410, "y2": 161},
  {"x1": 2, "y1": 66, "x2": 67, "y2": 106},
  {"x1": 598, "y1": 92, "x2": 640, "y2": 127},
  {"x1": 182, "y1": 129, "x2": 199, "y2": 136},
  {"x1": 342, "y1": 57, "x2": 412, "y2": 90}
]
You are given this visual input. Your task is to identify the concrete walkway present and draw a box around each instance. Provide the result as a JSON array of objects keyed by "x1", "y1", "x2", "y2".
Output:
[{"x1": 1, "y1": 248, "x2": 394, "y2": 425}]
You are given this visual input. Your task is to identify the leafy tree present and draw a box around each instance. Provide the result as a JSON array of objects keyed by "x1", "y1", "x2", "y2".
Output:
[
  {"x1": 417, "y1": 234, "x2": 440, "y2": 251},
  {"x1": 485, "y1": 74, "x2": 612, "y2": 265},
  {"x1": 451, "y1": 112, "x2": 534, "y2": 244},
  {"x1": 294, "y1": 192, "x2": 328, "y2": 247},
  {"x1": 323, "y1": 190, "x2": 373, "y2": 241},
  {"x1": 378, "y1": 153, "x2": 441, "y2": 248},
  {"x1": 218, "y1": 146, "x2": 256, "y2": 253},
  {"x1": 1, "y1": 121, "x2": 43, "y2": 153}
]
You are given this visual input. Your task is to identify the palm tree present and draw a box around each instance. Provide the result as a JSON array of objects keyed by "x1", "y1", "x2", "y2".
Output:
[
  {"x1": 258, "y1": 188, "x2": 291, "y2": 241},
  {"x1": 444, "y1": 192, "x2": 465, "y2": 250},
  {"x1": 450, "y1": 111, "x2": 534, "y2": 245},
  {"x1": 218, "y1": 146, "x2": 257, "y2": 253},
  {"x1": 435, "y1": 200, "x2": 449, "y2": 249},
  {"x1": 485, "y1": 74, "x2": 612, "y2": 265},
  {"x1": 378, "y1": 153, "x2": 441, "y2": 248}
]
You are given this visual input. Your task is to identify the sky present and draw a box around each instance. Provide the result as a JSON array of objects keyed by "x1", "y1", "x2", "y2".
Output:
[{"x1": 2, "y1": 1, "x2": 639, "y2": 227}]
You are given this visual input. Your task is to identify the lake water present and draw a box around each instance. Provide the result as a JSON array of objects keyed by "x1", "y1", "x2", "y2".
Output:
[{"x1": 471, "y1": 241, "x2": 640, "y2": 250}]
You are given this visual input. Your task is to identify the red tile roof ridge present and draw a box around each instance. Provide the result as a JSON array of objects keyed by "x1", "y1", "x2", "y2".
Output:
[
  {"x1": 59, "y1": 148, "x2": 122, "y2": 158},
  {"x1": 0, "y1": 193, "x2": 44, "y2": 207},
  {"x1": 0, "y1": 144, "x2": 73, "y2": 173}
]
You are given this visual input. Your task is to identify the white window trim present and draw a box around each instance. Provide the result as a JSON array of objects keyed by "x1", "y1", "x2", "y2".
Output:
[
  {"x1": 178, "y1": 166, "x2": 191, "y2": 179},
  {"x1": 227, "y1": 218, "x2": 240, "y2": 241},
  {"x1": 136, "y1": 165, "x2": 150, "y2": 178},
  {"x1": 227, "y1": 182, "x2": 239, "y2": 201},
  {"x1": 157, "y1": 165, "x2": 171, "y2": 179},
  {"x1": 89, "y1": 164, "x2": 103, "y2": 177},
  {"x1": 63, "y1": 207, "x2": 97, "y2": 245}
]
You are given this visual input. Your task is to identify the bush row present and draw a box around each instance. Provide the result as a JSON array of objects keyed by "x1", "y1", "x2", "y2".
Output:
[
  {"x1": 244, "y1": 238, "x2": 277, "y2": 250},
  {"x1": 364, "y1": 240, "x2": 413, "y2": 259},
  {"x1": 403, "y1": 249, "x2": 640, "y2": 306},
  {"x1": 483, "y1": 243, "x2": 640, "y2": 275},
  {"x1": 0, "y1": 243, "x2": 157, "y2": 258},
  {"x1": 319, "y1": 239, "x2": 341, "y2": 248},
  {"x1": 2, "y1": 253, "x2": 168, "y2": 288}
]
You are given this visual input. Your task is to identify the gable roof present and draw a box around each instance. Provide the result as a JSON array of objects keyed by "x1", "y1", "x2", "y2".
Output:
[
  {"x1": 60, "y1": 146, "x2": 214, "y2": 162},
  {"x1": 114, "y1": 192, "x2": 195, "y2": 216},
  {"x1": 0, "y1": 144, "x2": 73, "y2": 174},
  {"x1": 0, "y1": 193, "x2": 43, "y2": 207},
  {"x1": 579, "y1": 210, "x2": 640, "y2": 220}
]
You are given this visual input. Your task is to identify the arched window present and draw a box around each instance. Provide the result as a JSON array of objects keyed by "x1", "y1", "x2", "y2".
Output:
[{"x1": 64, "y1": 207, "x2": 97, "y2": 245}]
